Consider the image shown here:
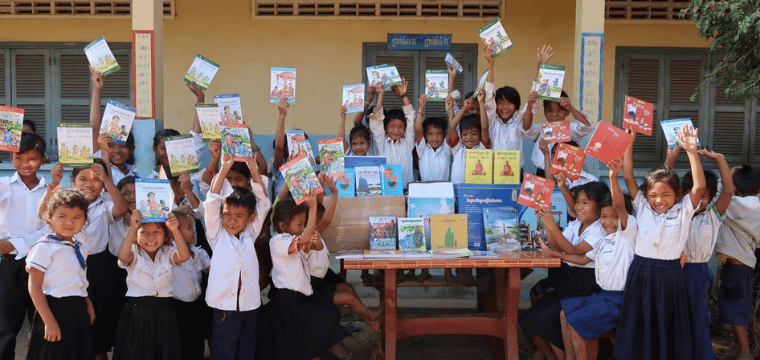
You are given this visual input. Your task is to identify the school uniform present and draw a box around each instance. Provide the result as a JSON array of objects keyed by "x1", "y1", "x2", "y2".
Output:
[
  {"x1": 483, "y1": 81, "x2": 535, "y2": 162},
  {"x1": 450, "y1": 141, "x2": 485, "y2": 184},
  {"x1": 0, "y1": 173, "x2": 48, "y2": 360},
  {"x1": 525, "y1": 119, "x2": 593, "y2": 173},
  {"x1": 94, "y1": 149, "x2": 139, "y2": 186},
  {"x1": 171, "y1": 245, "x2": 211, "y2": 360},
  {"x1": 614, "y1": 192, "x2": 698, "y2": 360},
  {"x1": 258, "y1": 233, "x2": 348, "y2": 360},
  {"x1": 113, "y1": 244, "x2": 181, "y2": 360},
  {"x1": 25, "y1": 235, "x2": 93, "y2": 360},
  {"x1": 565, "y1": 171, "x2": 597, "y2": 189},
  {"x1": 416, "y1": 138, "x2": 452, "y2": 182},
  {"x1": 203, "y1": 178, "x2": 271, "y2": 360},
  {"x1": 307, "y1": 237, "x2": 345, "y2": 295},
  {"x1": 369, "y1": 104, "x2": 416, "y2": 188}
]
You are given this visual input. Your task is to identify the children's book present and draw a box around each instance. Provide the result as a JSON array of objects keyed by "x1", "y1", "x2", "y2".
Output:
[
  {"x1": 317, "y1": 137, "x2": 345, "y2": 177},
  {"x1": 164, "y1": 135, "x2": 200, "y2": 176},
  {"x1": 520, "y1": 191, "x2": 569, "y2": 243},
  {"x1": 402, "y1": 251, "x2": 432, "y2": 259},
  {"x1": 444, "y1": 53, "x2": 463, "y2": 74},
  {"x1": 408, "y1": 196, "x2": 455, "y2": 251},
  {"x1": 623, "y1": 95, "x2": 654, "y2": 135},
  {"x1": 551, "y1": 143, "x2": 586, "y2": 181},
  {"x1": 355, "y1": 166, "x2": 381, "y2": 197},
  {"x1": 541, "y1": 121, "x2": 571, "y2": 143},
  {"x1": 363, "y1": 249, "x2": 403, "y2": 259},
  {"x1": 660, "y1": 118, "x2": 700, "y2": 149},
  {"x1": 213, "y1": 94, "x2": 243, "y2": 123},
  {"x1": 344, "y1": 156, "x2": 386, "y2": 169},
  {"x1": 536, "y1": 64, "x2": 566, "y2": 101},
  {"x1": 469, "y1": 250, "x2": 498, "y2": 259},
  {"x1": 493, "y1": 150, "x2": 520, "y2": 185},
  {"x1": 270, "y1": 67, "x2": 297, "y2": 103},
  {"x1": 135, "y1": 178, "x2": 173, "y2": 223},
  {"x1": 369, "y1": 216, "x2": 398, "y2": 250},
  {"x1": 100, "y1": 99, "x2": 136, "y2": 145},
  {"x1": 342, "y1": 84, "x2": 365, "y2": 114},
  {"x1": 56, "y1": 123, "x2": 93, "y2": 167},
  {"x1": 380, "y1": 164, "x2": 403, "y2": 196},
  {"x1": 584, "y1": 121, "x2": 632, "y2": 163},
  {"x1": 366, "y1": 64, "x2": 402, "y2": 91},
  {"x1": 430, "y1": 214, "x2": 468, "y2": 251},
  {"x1": 431, "y1": 249, "x2": 473, "y2": 258},
  {"x1": 454, "y1": 183, "x2": 520, "y2": 251},
  {"x1": 0, "y1": 106, "x2": 24, "y2": 152},
  {"x1": 184, "y1": 55, "x2": 220, "y2": 91},
  {"x1": 465, "y1": 149, "x2": 493, "y2": 184},
  {"x1": 335, "y1": 168, "x2": 356, "y2": 197},
  {"x1": 397, "y1": 217, "x2": 426, "y2": 252},
  {"x1": 478, "y1": 18, "x2": 513, "y2": 59},
  {"x1": 424, "y1": 70, "x2": 448, "y2": 101},
  {"x1": 518, "y1": 173, "x2": 555, "y2": 210},
  {"x1": 196, "y1": 104, "x2": 222, "y2": 140},
  {"x1": 334, "y1": 250, "x2": 364, "y2": 260},
  {"x1": 286, "y1": 129, "x2": 317, "y2": 170},
  {"x1": 280, "y1": 154, "x2": 323, "y2": 204},
  {"x1": 482, "y1": 207, "x2": 521, "y2": 252},
  {"x1": 220, "y1": 122, "x2": 252, "y2": 161},
  {"x1": 84, "y1": 36, "x2": 120, "y2": 76},
  {"x1": 473, "y1": 70, "x2": 489, "y2": 99}
]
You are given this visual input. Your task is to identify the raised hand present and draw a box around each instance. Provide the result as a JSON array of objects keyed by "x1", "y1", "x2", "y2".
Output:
[
  {"x1": 697, "y1": 148, "x2": 724, "y2": 161},
  {"x1": 186, "y1": 82, "x2": 204, "y2": 101},
  {"x1": 555, "y1": 171, "x2": 568, "y2": 189},
  {"x1": 178, "y1": 171, "x2": 193, "y2": 194},
  {"x1": 50, "y1": 163, "x2": 64, "y2": 188},
  {"x1": 278, "y1": 99, "x2": 289, "y2": 117},
  {"x1": 537, "y1": 44, "x2": 555, "y2": 65},
  {"x1": 392, "y1": 77, "x2": 408, "y2": 98},
  {"x1": 97, "y1": 133, "x2": 112, "y2": 154},
  {"x1": 418, "y1": 94, "x2": 428, "y2": 109},
  {"x1": 89, "y1": 66, "x2": 103, "y2": 91},
  {"x1": 166, "y1": 212, "x2": 179, "y2": 233},
  {"x1": 527, "y1": 91, "x2": 538, "y2": 108},
  {"x1": 678, "y1": 124, "x2": 699, "y2": 153},
  {"x1": 607, "y1": 158, "x2": 623, "y2": 177},
  {"x1": 538, "y1": 139, "x2": 551, "y2": 155},
  {"x1": 302, "y1": 189, "x2": 318, "y2": 208},
  {"x1": 91, "y1": 163, "x2": 109, "y2": 182},
  {"x1": 558, "y1": 96, "x2": 572, "y2": 110},
  {"x1": 208, "y1": 139, "x2": 221, "y2": 160},
  {"x1": 130, "y1": 210, "x2": 143, "y2": 228}
]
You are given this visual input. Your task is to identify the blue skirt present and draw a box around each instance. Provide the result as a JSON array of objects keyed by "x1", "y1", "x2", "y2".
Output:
[
  {"x1": 683, "y1": 262, "x2": 716, "y2": 360},
  {"x1": 561, "y1": 290, "x2": 623, "y2": 340},
  {"x1": 719, "y1": 262, "x2": 754, "y2": 326},
  {"x1": 614, "y1": 255, "x2": 692, "y2": 360}
]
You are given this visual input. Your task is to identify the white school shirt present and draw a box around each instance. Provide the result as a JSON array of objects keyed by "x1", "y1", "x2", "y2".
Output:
[
  {"x1": 171, "y1": 245, "x2": 211, "y2": 302},
  {"x1": 561, "y1": 219, "x2": 606, "y2": 269},
  {"x1": 118, "y1": 244, "x2": 177, "y2": 298},
  {"x1": 94, "y1": 149, "x2": 139, "y2": 186},
  {"x1": 525, "y1": 120, "x2": 593, "y2": 171},
  {"x1": 26, "y1": 236, "x2": 89, "y2": 298},
  {"x1": 714, "y1": 196, "x2": 760, "y2": 268},
  {"x1": 566, "y1": 171, "x2": 598, "y2": 190},
  {"x1": 593, "y1": 216, "x2": 637, "y2": 291},
  {"x1": 633, "y1": 191, "x2": 698, "y2": 260},
  {"x1": 203, "y1": 180, "x2": 271, "y2": 311},
  {"x1": 108, "y1": 220, "x2": 129, "y2": 257},
  {"x1": 80, "y1": 195, "x2": 116, "y2": 256},
  {"x1": 369, "y1": 104, "x2": 416, "y2": 187},
  {"x1": 270, "y1": 232, "x2": 313, "y2": 296},
  {"x1": 307, "y1": 238, "x2": 331, "y2": 279},
  {"x1": 450, "y1": 141, "x2": 486, "y2": 184},
  {"x1": 683, "y1": 205, "x2": 724, "y2": 263},
  {"x1": 416, "y1": 138, "x2": 452, "y2": 182},
  {"x1": 0, "y1": 173, "x2": 49, "y2": 258},
  {"x1": 484, "y1": 81, "x2": 535, "y2": 157}
]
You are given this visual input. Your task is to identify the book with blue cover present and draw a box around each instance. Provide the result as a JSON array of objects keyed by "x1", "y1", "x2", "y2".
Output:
[
  {"x1": 355, "y1": 166, "x2": 381, "y2": 197},
  {"x1": 397, "y1": 217, "x2": 426, "y2": 252},
  {"x1": 135, "y1": 178, "x2": 173, "y2": 223},
  {"x1": 270, "y1": 67, "x2": 297, "y2": 103},
  {"x1": 454, "y1": 183, "x2": 521, "y2": 251},
  {"x1": 483, "y1": 206, "x2": 521, "y2": 252},
  {"x1": 519, "y1": 190, "x2": 569, "y2": 240},
  {"x1": 100, "y1": 99, "x2": 135, "y2": 145},
  {"x1": 213, "y1": 93, "x2": 243, "y2": 123},
  {"x1": 344, "y1": 156, "x2": 386, "y2": 169},
  {"x1": 380, "y1": 164, "x2": 403, "y2": 196}
]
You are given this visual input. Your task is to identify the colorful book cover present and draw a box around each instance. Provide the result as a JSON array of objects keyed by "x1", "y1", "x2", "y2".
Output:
[
  {"x1": 280, "y1": 154, "x2": 323, "y2": 204},
  {"x1": 541, "y1": 121, "x2": 571, "y2": 143},
  {"x1": 335, "y1": 168, "x2": 355, "y2": 197},
  {"x1": 196, "y1": 103, "x2": 222, "y2": 140},
  {"x1": 135, "y1": 178, "x2": 173, "y2": 223},
  {"x1": 584, "y1": 121, "x2": 632, "y2": 163},
  {"x1": 286, "y1": 129, "x2": 317, "y2": 170},
  {"x1": 493, "y1": 150, "x2": 520, "y2": 185},
  {"x1": 84, "y1": 36, "x2": 120, "y2": 76},
  {"x1": 551, "y1": 143, "x2": 586, "y2": 181},
  {"x1": 380, "y1": 164, "x2": 403, "y2": 196},
  {"x1": 164, "y1": 135, "x2": 199, "y2": 176},
  {"x1": 424, "y1": 70, "x2": 448, "y2": 101},
  {"x1": 342, "y1": 84, "x2": 365, "y2": 114},
  {"x1": 473, "y1": 70, "x2": 489, "y2": 99},
  {"x1": 397, "y1": 217, "x2": 426, "y2": 252},
  {"x1": 536, "y1": 64, "x2": 566, "y2": 101},
  {"x1": 408, "y1": 197, "x2": 455, "y2": 250},
  {"x1": 213, "y1": 93, "x2": 243, "y2": 124},
  {"x1": 100, "y1": 99, "x2": 135, "y2": 145},
  {"x1": 623, "y1": 95, "x2": 654, "y2": 135},
  {"x1": 344, "y1": 156, "x2": 386, "y2": 169},
  {"x1": 369, "y1": 216, "x2": 398, "y2": 250},
  {"x1": 444, "y1": 53, "x2": 463, "y2": 74},
  {"x1": 317, "y1": 137, "x2": 345, "y2": 176},
  {"x1": 430, "y1": 214, "x2": 468, "y2": 251},
  {"x1": 518, "y1": 173, "x2": 555, "y2": 210},
  {"x1": 184, "y1": 55, "x2": 220, "y2": 91},
  {"x1": 270, "y1": 67, "x2": 297, "y2": 104},
  {"x1": 365, "y1": 64, "x2": 402, "y2": 91},
  {"x1": 520, "y1": 191, "x2": 569, "y2": 242},
  {"x1": 478, "y1": 18, "x2": 513, "y2": 59},
  {"x1": 660, "y1": 118, "x2": 701, "y2": 149},
  {"x1": 465, "y1": 149, "x2": 493, "y2": 184},
  {"x1": 0, "y1": 106, "x2": 24, "y2": 153},
  {"x1": 454, "y1": 183, "x2": 521, "y2": 251},
  {"x1": 57, "y1": 123, "x2": 93, "y2": 167},
  {"x1": 220, "y1": 122, "x2": 252, "y2": 161},
  {"x1": 483, "y1": 207, "x2": 521, "y2": 252},
  {"x1": 355, "y1": 166, "x2": 381, "y2": 197}
]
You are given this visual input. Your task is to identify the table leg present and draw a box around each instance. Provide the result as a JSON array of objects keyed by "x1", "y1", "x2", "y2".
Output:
[
  {"x1": 504, "y1": 268, "x2": 520, "y2": 360},
  {"x1": 489, "y1": 269, "x2": 507, "y2": 359},
  {"x1": 384, "y1": 268, "x2": 398, "y2": 360}
]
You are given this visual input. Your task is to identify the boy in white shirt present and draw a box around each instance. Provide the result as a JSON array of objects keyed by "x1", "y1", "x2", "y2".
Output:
[
  {"x1": 415, "y1": 95, "x2": 452, "y2": 181},
  {"x1": 449, "y1": 90, "x2": 491, "y2": 184},
  {"x1": 369, "y1": 79, "x2": 416, "y2": 188}
]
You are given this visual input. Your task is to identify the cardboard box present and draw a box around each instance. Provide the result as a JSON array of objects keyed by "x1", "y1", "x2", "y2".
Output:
[{"x1": 322, "y1": 195, "x2": 406, "y2": 252}]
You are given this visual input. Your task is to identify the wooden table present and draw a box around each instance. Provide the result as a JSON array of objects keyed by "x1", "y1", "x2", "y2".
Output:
[{"x1": 343, "y1": 251, "x2": 560, "y2": 360}]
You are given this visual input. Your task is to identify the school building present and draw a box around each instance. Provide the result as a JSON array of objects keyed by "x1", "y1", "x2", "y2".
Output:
[{"x1": 0, "y1": 0, "x2": 755, "y2": 178}]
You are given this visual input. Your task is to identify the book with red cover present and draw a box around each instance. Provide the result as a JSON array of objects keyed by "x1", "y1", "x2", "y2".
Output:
[
  {"x1": 623, "y1": 95, "x2": 654, "y2": 135},
  {"x1": 541, "y1": 121, "x2": 571, "y2": 143},
  {"x1": 517, "y1": 173, "x2": 555, "y2": 210},
  {"x1": 550, "y1": 143, "x2": 586, "y2": 181},
  {"x1": 584, "y1": 121, "x2": 632, "y2": 164}
]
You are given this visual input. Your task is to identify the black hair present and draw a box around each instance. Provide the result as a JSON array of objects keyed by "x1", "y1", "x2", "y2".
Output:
[
  {"x1": 576, "y1": 181, "x2": 611, "y2": 208},
  {"x1": 733, "y1": 165, "x2": 760, "y2": 196},
  {"x1": 682, "y1": 170, "x2": 718, "y2": 201},
  {"x1": 459, "y1": 114, "x2": 481, "y2": 133},
  {"x1": 229, "y1": 161, "x2": 252, "y2": 179},
  {"x1": 422, "y1": 117, "x2": 448, "y2": 135},
  {"x1": 44, "y1": 188, "x2": 89, "y2": 224},
  {"x1": 643, "y1": 166, "x2": 682, "y2": 200},
  {"x1": 464, "y1": 91, "x2": 475, "y2": 100},
  {"x1": 123, "y1": 133, "x2": 136, "y2": 165},
  {"x1": 495, "y1": 86, "x2": 521, "y2": 114},
  {"x1": 383, "y1": 109, "x2": 407, "y2": 130},
  {"x1": 223, "y1": 187, "x2": 258, "y2": 216},
  {"x1": 22, "y1": 120, "x2": 36, "y2": 133},
  {"x1": 153, "y1": 128, "x2": 181, "y2": 166},
  {"x1": 18, "y1": 132, "x2": 46, "y2": 156},
  {"x1": 271, "y1": 198, "x2": 308, "y2": 233},
  {"x1": 116, "y1": 176, "x2": 137, "y2": 190},
  {"x1": 71, "y1": 158, "x2": 109, "y2": 181},
  {"x1": 598, "y1": 192, "x2": 634, "y2": 215},
  {"x1": 622, "y1": 193, "x2": 634, "y2": 215},
  {"x1": 349, "y1": 124, "x2": 372, "y2": 143},
  {"x1": 543, "y1": 90, "x2": 570, "y2": 110}
]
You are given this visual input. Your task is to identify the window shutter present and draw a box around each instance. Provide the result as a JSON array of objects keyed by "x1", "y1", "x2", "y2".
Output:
[
  {"x1": 12, "y1": 52, "x2": 49, "y2": 145},
  {"x1": 711, "y1": 79, "x2": 748, "y2": 163},
  {"x1": 59, "y1": 53, "x2": 91, "y2": 127},
  {"x1": 0, "y1": 51, "x2": 7, "y2": 104},
  {"x1": 101, "y1": 52, "x2": 131, "y2": 100},
  {"x1": 666, "y1": 58, "x2": 702, "y2": 168},
  {"x1": 754, "y1": 108, "x2": 760, "y2": 163},
  {"x1": 626, "y1": 57, "x2": 660, "y2": 161}
]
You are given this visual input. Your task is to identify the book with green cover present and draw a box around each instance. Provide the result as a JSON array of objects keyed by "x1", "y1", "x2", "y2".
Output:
[
  {"x1": 196, "y1": 104, "x2": 222, "y2": 140},
  {"x1": 184, "y1": 55, "x2": 220, "y2": 90},
  {"x1": 397, "y1": 217, "x2": 426, "y2": 252},
  {"x1": 164, "y1": 134, "x2": 200, "y2": 176},
  {"x1": 424, "y1": 70, "x2": 448, "y2": 101},
  {"x1": 84, "y1": 36, "x2": 120, "y2": 76},
  {"x1": 57, "y1": 123, "x2": 93, "y2": 167},
  {"x1": 366, "y1": 64, "x2": 402, "y2": 91},
  {"x1": 280, "y1": 154, "x2": 323, "y2": 204},
  {"x1": 317, "y1": 137, "x2": 345, "y2": 176},
  {"x1": 536, "y1": 64, "x2": 566, "y2": 101},
  {"x1": 430, "y1": 214, "x2": 468, "y2": 251},
  {"x1": 478, "y1": 18, "x2": 513, "y2": 58}
]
